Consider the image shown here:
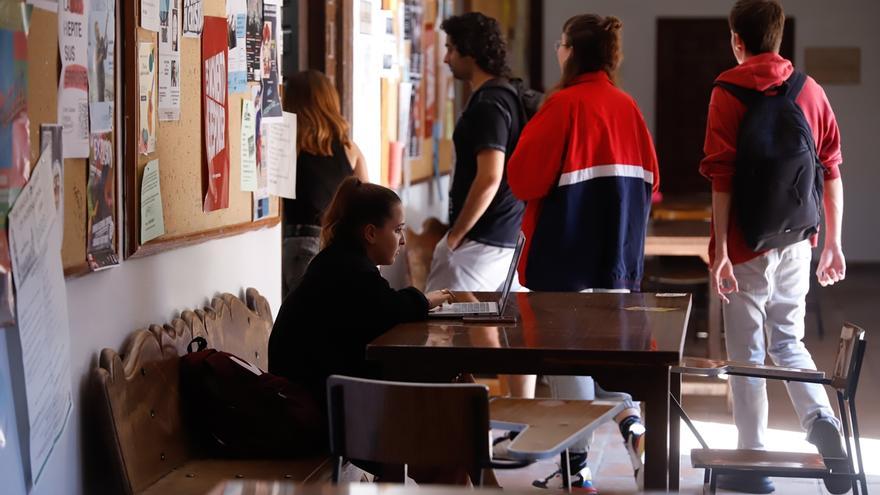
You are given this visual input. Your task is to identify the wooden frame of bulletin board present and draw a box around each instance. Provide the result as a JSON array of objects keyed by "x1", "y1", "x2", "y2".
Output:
[
  {"x1": 122, "y1": 0, "x2": 280, "y2": 259},
  {"x1": 28, "y1": 7, "x2": 93, "y2": 278}
]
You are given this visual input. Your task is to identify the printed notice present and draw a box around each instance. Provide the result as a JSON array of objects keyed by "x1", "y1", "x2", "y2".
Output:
[
  {"x1": 88, "y1": 0, "x2": 116, "y2": 133},
  {"x1": 266, "y1": 111, "x2": 296, "y2": 199},
  {"x1": 141, "y1": 0, "x2": 160, "y2": 32},
  {"x1": 159, "y1": 0, "x2": 181, "y2": 121},
  {"x1": 183, "y1": 0, "x2": 203, "y2": 37},
  {"x1": 138, "y1": 41, "x2": 157, "y2": 154},
  {"x1": 227, "y1": 0, "x2": 247, "y2": 94},
  {"x1": 58, "y1": 0, "x2": 90, "y2": 158},
  {"x1": 8, "y1": 148, "x2": 73, "y2": 486},
  {"x1": 141, "y1": 159, "x2": 165, "y2": 242},
  {"x1": 240, "y1": 99, "x2": 257, "y2": 191}
]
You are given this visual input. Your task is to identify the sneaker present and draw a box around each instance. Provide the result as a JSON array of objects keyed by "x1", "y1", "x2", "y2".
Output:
[
  {"x1": 716, "y1": 473, "x2": 775, "y2": 494},
  {"x1": 532, "y1": 453, "x2": 597, "y2": 494},
  {"x1": 807, "y1": 416, "x2": 851, "y2": 495},
  {"x1": 619, "y1": 416, "x2": 645, "y2": 488},
  {"x1": 492, "y1": 431, "x2": 517, "y2": 461}
]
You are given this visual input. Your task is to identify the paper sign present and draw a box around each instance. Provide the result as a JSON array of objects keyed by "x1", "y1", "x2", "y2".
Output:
[
  {"x1": 251, "y1": 85, "x2": 269, "y2": 220},
  {"x1": 159, "y1": 0, "x2": 181, "y2": 121},
  {"x1": 202, "y1": 16, "x2": 230, "y2": 211},
  {"x1": 183, "y1": 0, "x2": 203, "y2": 37},
  {"x1": 138, "y1": 41, "x2": 157, "y2": 154},
  {"x1": 141, "y1": 159, "x2": 165, "y2": 242},
  {"x1": 240, "y1": 99, "x2": 257, "y2": 191},
  {"x1": 246, "y1": 0, "x2": 262, "y2": 81},
  {"x1": 8, "y1": 147, "x2": 73, "y2": 486},
  {"x1": 39, "y1": 124, "x2": 64, "y2": 248},
  {"x1": 260, "y1": 1, "x2": 282, "y2": 123},
  {"x1": 227, "y1": 0, "x2": 247, "y2": 94},
  {"x1": 141, "y1": 0, "x2": 160, "y2": 32},
  {"x1": 88, "y1": 0, "x2": 115, "y2": 133},
  {"x1": 58, "y1": 0, "x2": 90, "y2": 158},
  {"x1": 266, "y1": 111, "x2": 296, "y2": 199}
]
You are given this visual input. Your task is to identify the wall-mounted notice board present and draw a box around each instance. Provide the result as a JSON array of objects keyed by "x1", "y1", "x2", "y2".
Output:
[
  {"x1": 122, "y1": 0, "x2": 280, "y2": 259},
  {"x1": 28, "y1": 8, "x2": 93, "y2": 278}
]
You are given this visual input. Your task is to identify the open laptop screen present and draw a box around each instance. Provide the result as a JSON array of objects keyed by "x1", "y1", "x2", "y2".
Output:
[{"x1": 497, "y1": 232, "x2": 526, "y2": 315}]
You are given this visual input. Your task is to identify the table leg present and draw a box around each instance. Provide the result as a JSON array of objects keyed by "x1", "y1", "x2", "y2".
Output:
[
  {"x1": 644, "y1": 367, "x2": 670, "y2": 491},
  {"x1": 670, "y1": 370, "x2": 681, "y2": 490}
]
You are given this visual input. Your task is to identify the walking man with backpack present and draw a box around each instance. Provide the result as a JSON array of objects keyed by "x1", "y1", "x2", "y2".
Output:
[{"x1": 702, "y1": 1, "x2": 848, "y2": 493}]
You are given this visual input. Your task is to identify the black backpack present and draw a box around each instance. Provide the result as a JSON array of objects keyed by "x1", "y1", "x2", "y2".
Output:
[
  {"x1": 479, "y1": 77, "x2": 545, "y2": 124},
  {"x1": 717, "y1": 71, "x2": 826, "y2": 251}
]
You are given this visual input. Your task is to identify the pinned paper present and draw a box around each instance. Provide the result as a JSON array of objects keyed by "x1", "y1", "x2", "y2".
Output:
[
  {"x1": 240, "y1": 99, "x2": 257, "y2": 191},
  {"x1": 183, "y1": 0, "x2": 203, "y2": 38},
  {"x1": 266, "y1": 111, "x2": 296, "y2": 199},
  {"x1": 138, "y1": 41, "x2": 158, "y2": 154},
  {"x1": 141, "y1": 0, "x2": 160, "y2": 31},
  {"x1": 58, "y1": 0, "x2": 90, "y2": 158},
  {"x1": 141, "y1": 159, "x2": 165, "y2": 243},
  {"x1": 159, "y1": 0, "x2": 181, "y2": 121}
]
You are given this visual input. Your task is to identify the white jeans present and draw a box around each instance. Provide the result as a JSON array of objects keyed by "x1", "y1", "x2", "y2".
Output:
[
  {"x1": 724, "y1": 240, "x2": 839, "y2": 449},
  {"x1": 425, "y1": 234, "x2": 521, "y2": 292}
]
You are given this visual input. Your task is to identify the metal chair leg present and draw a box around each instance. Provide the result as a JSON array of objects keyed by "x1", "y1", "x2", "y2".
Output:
[
  {"x1": 563, "y1": 449, "x2": 572, "y2": 493},
  {"x1": 836, "y1": 392, "x2": 859, "y2": 495},
  {"x1": 708, "y1": 469, "x2": 717, "y2": 495},
  {"x1": 849, "y1": 398, "x2": 869, "y2": 495}
]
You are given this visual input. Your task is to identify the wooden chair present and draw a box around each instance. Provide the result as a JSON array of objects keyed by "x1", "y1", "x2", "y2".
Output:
[
  {"x1": 326, "y1": 376, "x2": 620, "y2": 491},
  {"x1": 672, "y1": 324, "x2": 869, "y2": 494},
  {"x1": 404, "y1": 218, "x2": 448, "y2": 291}
]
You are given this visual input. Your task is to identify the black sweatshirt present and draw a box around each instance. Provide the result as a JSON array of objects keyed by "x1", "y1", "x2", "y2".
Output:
[{"x1": 268, "y1": 242, "x2": 429, "y2": 409}]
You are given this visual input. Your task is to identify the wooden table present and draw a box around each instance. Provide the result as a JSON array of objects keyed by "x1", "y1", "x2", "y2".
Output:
[{"x1": 367, "y1": 292, "x2": 691, "y2": 491}]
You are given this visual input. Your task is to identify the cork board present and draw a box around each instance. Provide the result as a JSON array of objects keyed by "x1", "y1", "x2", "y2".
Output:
[
  {"x1": 27, "y1": 8, "x2": 91, "y2": 277},
  {"x1": 124, "y1": 0, "x2": 279, "y2": 259}
]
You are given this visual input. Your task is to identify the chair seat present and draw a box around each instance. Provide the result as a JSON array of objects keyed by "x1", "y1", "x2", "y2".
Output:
[
  {"x1": 141, "y1": 457, "x2": 331, "y2": 495},
  {"x1": 489, "y1": 398, "x2": 624, "y2": 461},
  {"x1": 691, "y1": 449, "x2": 827, "y2": 476},
  {"x1": 674, "y1": 356, "x2": 826, "y2": 381}
]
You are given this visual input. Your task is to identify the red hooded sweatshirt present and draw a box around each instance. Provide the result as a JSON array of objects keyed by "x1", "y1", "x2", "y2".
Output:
[{"x1": 700, "y1": 52, "x2": 843, "y2": 265}]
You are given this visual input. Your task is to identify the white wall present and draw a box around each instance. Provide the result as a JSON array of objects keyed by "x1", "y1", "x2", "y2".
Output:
[
  {"x1": 544, "y1": 0, "x2": 880, "y2": 262},
  {"x1": 0, "y1": 226, "x2": 282, "y2": 495}
]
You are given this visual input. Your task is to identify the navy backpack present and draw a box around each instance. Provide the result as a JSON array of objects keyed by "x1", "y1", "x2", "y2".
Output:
[{"x1": 717, "y1": 71, "x2": 826, "y2": 251}]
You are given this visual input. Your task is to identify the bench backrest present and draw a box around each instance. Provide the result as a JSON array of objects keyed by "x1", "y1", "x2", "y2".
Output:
[{"x1": 93, "y1": 288, "x2": 273, "y2": 494}]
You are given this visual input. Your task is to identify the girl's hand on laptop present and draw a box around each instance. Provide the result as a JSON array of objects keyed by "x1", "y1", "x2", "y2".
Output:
[{"x1": 426, "y1": 289, "x2": 455, "y2": 309}]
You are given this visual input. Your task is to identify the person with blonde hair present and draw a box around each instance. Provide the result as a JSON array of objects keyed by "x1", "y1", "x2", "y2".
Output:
[{"x1": 282, "y1": 70, "x2": 369, "y2": 295}]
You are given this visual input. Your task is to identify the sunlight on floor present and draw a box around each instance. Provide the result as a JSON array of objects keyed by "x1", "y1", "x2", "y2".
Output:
[{"x1": 681, "y1": 420, "x2": 880, "y2": 475}]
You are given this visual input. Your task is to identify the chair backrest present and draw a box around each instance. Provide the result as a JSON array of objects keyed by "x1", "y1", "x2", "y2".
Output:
[
  {"x1": 327, "y1": 375, "x2": 490, "y2": 472},
  {"x1": 405, "y1": 218, "x2": 448, "y2": 291},
  {"x1": 831, "y1": 323, "x2": 866, "y2": 396},
  {"x1": 92, "y1": 288, "x2": 273, "y2": 494}
]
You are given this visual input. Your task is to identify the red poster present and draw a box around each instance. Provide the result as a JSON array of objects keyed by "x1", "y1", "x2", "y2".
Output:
[
  {"x1": 202, "y1": 16, "x2": 230, "y2": 212},
  {"x1": 423, "y1": 23, "x2": 436, "y2": 138}
]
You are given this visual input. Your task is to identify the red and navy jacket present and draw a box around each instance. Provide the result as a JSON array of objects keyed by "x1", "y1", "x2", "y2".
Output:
[
  {"x1": 507, "y1": 72, "x2": 660, "y2": 291},
  {"x1": 700, "y1": 53, "x2": 842, "y2": 266}
]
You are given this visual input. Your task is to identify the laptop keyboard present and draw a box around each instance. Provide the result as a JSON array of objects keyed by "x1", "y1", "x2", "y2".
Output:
[{"x1": 449, "y1": 302, "x2": 495, "y2": 313}]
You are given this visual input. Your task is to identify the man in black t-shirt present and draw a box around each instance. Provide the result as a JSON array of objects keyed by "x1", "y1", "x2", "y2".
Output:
[{"x1": 426, "y1": 12, "x2": 525, "y2": 294}]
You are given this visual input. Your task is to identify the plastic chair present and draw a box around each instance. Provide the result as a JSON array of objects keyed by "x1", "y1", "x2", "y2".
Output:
[{"x1": 671, "y1": 323, "x2": 869, "y2": 494}]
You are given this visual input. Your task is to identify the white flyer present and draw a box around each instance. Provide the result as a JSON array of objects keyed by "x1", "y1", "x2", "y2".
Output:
[
  {"x1": 8, "y1": 148, "x2": 73, "y2": 486},
  {"x1": 227, "y1": 0, "x2": 248, "y2": 94},
  {"x1": 140, "y1": 159, "x2": 165, "y2": 242},
  {"x1": 183, "y1": 0, "x2": 203, "y2": 38},
  {"x1": 240, "y1": 99, "x2": 257, "y2": 191},
  {"x1": 265, "y1": 111, "x2": 296, "y2": 199},
  {"x1": 141, "y1": 0, "x2": 160, "y2": 32},
  {"x1": 158, "y1": 0, "x2": 181, "y2": 121},
  {"x1": 88, "y1": 0, "x2": 115, "y2": 133},
  {"x1": 58, "y1": 0, "x2": 91, "y2": 158}
]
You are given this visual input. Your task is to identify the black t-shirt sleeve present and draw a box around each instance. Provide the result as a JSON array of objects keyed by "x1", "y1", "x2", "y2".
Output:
[{"x1": 468, "y1": 98, "x2": 511, "y2": 154}]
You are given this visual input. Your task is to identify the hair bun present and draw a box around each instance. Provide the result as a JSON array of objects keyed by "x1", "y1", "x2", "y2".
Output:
[{"x1": 603, "y1": 16, "x2": 622, "y2": 32}]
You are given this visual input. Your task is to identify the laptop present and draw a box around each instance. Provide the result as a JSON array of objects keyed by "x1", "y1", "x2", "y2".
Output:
[{"x1": 428, "y1": 232, "x2": 525, "y2": 318}]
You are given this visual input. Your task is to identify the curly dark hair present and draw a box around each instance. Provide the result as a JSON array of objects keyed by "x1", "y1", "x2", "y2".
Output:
[{"x1": 440, "y1": 12, "x2": 510, "y2": 77}]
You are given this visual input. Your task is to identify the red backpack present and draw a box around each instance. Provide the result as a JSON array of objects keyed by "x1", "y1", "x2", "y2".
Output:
[{"x1": 179, "y1": 337, "x2": 325, "y2": 458}]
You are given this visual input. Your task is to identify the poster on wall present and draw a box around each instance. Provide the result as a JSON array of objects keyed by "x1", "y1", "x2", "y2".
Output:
[
  {"x1": 88, "y1": 0, "x2": 115, "y2": 133},
  {"x1": 141, "y1": 0, "x2": 161, "y2": 32},
  {"x1": 86, "y1": 132, "x2": 118, "y2": 270},
  {"x1": 58, "y1": 0, "x2": 91, "y2": 159},
  {"x1": 202, "y1": 16, "x2": 229, "y2": 212},
  {"x1": 423, "y1": 23, "x2": 435, "y2": 138},
  {"x1": 140, "y1": 159, "x2": 165, "y2": 242},
  {"x1": 138, "y1": 41, "x2": 157, "y2": 155},
  {"x1": 251, "y1": 84, "x2": 269, "y2": 220},
  {"x1": 159, "y1": 0, "x2": 181, "y2": 121},
  {"x1": 39, "y1": 124, "x2": 64, "y2": 248},
  {"x1": 226, "y1": 0, "x2": 247, "y2": 94},
  {"x1": 183, "y1": 0, "x2": 203, "y2": 38},
  {"x1": 240, "y1": 98, "x2": 257, "y2": 191},
  {"x1": 0, "y1": 26, "x2": 30, "y2": 326},
  {"x1": 8, "y1": 147, "x2": 72, "y2": 487},
  {"x1": 245, "y1": 0, "x2": 262, "y2": 82},
  {"x1": 260, "y1": 1, "x2": 281, "y2": 123}
]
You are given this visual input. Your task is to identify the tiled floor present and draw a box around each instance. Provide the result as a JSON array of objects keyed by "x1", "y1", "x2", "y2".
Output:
[{"x1": 494, "y1": 264, "x2": 880, "y2": 494}]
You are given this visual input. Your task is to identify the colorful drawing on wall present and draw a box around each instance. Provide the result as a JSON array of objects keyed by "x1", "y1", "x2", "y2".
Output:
[
  {"x1": 86, "y1": 132, "x2": 119, "y2": 270},
  {"x1": 202, "y1": 16, "x2": 230, "y2": 212},
  {"x1": 138, "y1": 41, "x2": 157, "y2": 155}
]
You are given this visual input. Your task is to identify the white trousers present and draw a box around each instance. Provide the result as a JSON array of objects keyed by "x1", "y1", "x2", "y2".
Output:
[
  {"x1": 723, "y1": 240, "x2": 839, "y2": 449},
  {"x1": 425, "y1": 233, "x2": 520, "y2": 292}
]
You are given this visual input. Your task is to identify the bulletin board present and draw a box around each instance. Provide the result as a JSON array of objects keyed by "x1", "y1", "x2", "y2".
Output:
[
  {"x1": 123, "y1": 0, "x2": 280, "y2": 259},
  {"x1": 27, "y1": 8, "x2": 92, "y2": 278}
]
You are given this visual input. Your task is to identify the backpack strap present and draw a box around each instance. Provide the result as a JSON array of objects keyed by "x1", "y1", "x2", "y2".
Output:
[
  {"x1": 714, "y1": 81, "x2": 761, "y2": 106},
  {"x1": 187, "y1": 336, "x2": 208, "y2": 354},
  {"x1": 781, "y1": 70, "x2": 807, "y2": 100}
]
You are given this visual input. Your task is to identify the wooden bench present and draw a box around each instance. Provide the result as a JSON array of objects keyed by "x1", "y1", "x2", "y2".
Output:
[{"x1": 92, "y1": 288, "x2": 331, "y2": 495}]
